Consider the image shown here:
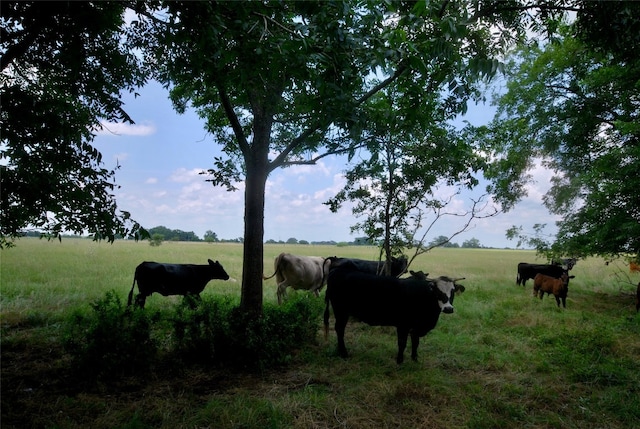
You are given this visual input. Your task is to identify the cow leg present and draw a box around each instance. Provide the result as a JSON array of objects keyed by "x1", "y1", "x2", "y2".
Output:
[
  {"x1": 277, "y1": 282, "x2": 288, "y2": 305},
  {"x1": 334, "y1": 316, "x2": 349, "y2": 358},
  {"x1": 410, "y1": 332, "x2": 421, "y2": 362},
  {"x1": 396, "y1": 327, "x2": 409, "y2": 364},
  {"x1": 134, "y1": 294, "x2": 147, "y2": 309}
]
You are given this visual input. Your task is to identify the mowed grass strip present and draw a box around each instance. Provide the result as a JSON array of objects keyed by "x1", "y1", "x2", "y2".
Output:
[{"x1": 1, "y1": 238, "x2": 639, "y2": 429}]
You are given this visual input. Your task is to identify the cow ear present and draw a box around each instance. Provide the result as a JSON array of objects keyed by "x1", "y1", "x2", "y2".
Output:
[
  {"x1": 208, "y1": 259, "x2": 214, "y2": 265},
  {"x1": 455, "y1": 284, "x2": 466, "y2": 294},
  {"x1": 569, "y1": 275, "x2": 575, "y2": 279}
]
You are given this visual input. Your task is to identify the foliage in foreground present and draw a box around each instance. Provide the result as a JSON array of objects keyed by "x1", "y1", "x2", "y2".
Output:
[
  {"x1": 63, "y1": 291, "x2": 159, "y2": 381},
  {"x1": 64, "y1": 292, "x2": 324, "y2": 380}
]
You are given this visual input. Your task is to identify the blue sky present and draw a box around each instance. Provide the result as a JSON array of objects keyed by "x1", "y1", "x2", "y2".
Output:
[{"x1": 93, "y1": 80, "x2": 560, "y2": 248}]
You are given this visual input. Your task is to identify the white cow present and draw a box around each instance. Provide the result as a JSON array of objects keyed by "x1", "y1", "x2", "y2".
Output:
[{"x1": 264, "y1": 253, "x2": 329, "y2": 304}]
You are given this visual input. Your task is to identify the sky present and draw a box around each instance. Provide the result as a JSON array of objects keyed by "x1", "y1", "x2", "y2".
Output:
[{"x1": 93, "y1": 80, "x2": 560, "y2": 248}]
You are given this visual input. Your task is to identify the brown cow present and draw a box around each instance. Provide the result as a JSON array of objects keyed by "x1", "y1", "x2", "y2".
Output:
[
  {"x1": 533, "y1": 272, "x2": 574, "y2": 308},
  {"x1": 630, "y1": 261, "x2": 640, "y2": 273}
]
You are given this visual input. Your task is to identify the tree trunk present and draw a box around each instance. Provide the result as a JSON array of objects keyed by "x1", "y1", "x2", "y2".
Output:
[{"x1": 240, "y1": 152, "x2": 268, "y2": 316}]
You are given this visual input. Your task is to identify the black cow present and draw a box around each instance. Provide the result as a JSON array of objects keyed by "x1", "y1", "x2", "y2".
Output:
[
  {"x1": 516, "y1": 262, "x2": 571, "y2": 287},
  {"x1": 326, "y1": 255, "x2": 409, "y2": 277},
  {"x1": 324, "y1": 262, "x2": 465, "y2": 363},
  {"x1": 127, "y1": 259, "x2": 230, "y2": 308}
]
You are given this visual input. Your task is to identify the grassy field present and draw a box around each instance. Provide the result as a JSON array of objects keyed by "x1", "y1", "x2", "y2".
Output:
[{"x1": 2, "y1": 238, "x2": 639, "y2": 429}]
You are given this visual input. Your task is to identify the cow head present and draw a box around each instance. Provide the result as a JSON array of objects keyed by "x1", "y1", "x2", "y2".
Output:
[
  {"x1": 433, "y1": 276, "x2": 465, "y2": 314},
  {"x1": 560, "y1": 272, "x2": 575, "y2": 287},
  {"x1": 389, "y1": 255, "x2": 409, "y2": 276},
  {"x1": 208, "y1": 259, "x2": 230, "y2": 280},
  {"x1": 409, "y1": 270, "x2": 429, "y2": 280}
]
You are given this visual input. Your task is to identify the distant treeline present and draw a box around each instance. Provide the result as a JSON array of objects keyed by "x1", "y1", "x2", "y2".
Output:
[
  {"x1": 265, "y1": 237, "x2": 375, "y2": 246},
  {"x1": 20, "y1": 228, "x2": 490, "y2": 248}
]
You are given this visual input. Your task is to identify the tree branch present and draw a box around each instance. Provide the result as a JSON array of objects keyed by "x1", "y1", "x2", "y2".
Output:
[
  {"x1": 406, "y1": 193, "x2": 500, "y2": 269},
  {"x1": 216, "y1": 82, "x2": 251, "y2": 157},
  {"x1": 271, "y1": 63, "x2": 410, "y2": 171},
  {"x1": 252, "y1": 12, "x2": 303, "y2": 39}
]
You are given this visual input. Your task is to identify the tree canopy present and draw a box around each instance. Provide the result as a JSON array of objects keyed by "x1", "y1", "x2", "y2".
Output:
[
  {"x1": 478, "y1": 3, "x2": 640, "y2": 260},
  {"x1": 0, "y1": 1, "x2": 146, "y2": 247}
]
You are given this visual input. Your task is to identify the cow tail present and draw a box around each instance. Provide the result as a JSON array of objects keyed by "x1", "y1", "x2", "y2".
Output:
[
  {"x1": 263, "y1": 270, "x2": 277, "y2": 280},
  {"x1": 320, "y1": 257, "x2": 331, "y2": 288},
  {"x1": 263, "y1": 253, "x2": 282, "y2": 280},
  {"x1": 127, "y1": 275, "x2": 137, "y2": 307}
]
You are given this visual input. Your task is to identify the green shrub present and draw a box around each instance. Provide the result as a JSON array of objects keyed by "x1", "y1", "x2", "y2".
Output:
[
  {"x1": 64, "y1": 291, "x2": 324, "y2": 378},
  {"x1": 171, "y1": 294, "x2": 324, "y2": 370},
  {"x1": 63, "y1": 290, "x2": 158, "y2": 381},
  {"x1": 171, "y1": 296, "x2": 236, "y2": 363}
]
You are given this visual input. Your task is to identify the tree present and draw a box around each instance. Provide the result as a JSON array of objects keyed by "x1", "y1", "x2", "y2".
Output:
[
  {"x1": 478, "y1": 7, "x2": 640, "y2": 260},
  {"x1": 462, "y1": 238, "x2": 482, "y2": 249},
  {"x1": 149, "y1": 233, "x2": 164, "y2": 247},
  {"x1": 429, "y1": 236, "x2": 459, "y2": 248},
  {"x1": 204, "y1": 230, "x2": 219, "y2": 243},
  {"x1": 128, "y1": 0, "x2": 577, "y2": 314},
  {"x1": 325, "y1": 86, "x2": 497, "y2": 272},
  {"x1": 0, "y1": 1, "x2": 146, "y2": 247}
]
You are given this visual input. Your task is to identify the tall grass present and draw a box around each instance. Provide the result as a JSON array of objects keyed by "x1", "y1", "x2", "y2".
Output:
[{"x1": 2, "y1": 238, "x2": 639, "y2": 429}]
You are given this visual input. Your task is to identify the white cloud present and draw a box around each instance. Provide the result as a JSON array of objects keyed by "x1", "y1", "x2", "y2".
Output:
[
  {"x1": 169, "y1": 167, "x2": 205, "y2": 183},
  {"x1": 96, "y1": 121, "x2": 156, "y2": 136},
  {"x1": 145, "y1": 177, "x2": 158, "y2": 184}
]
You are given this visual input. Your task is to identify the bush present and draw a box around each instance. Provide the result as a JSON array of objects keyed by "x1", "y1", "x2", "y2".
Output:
[
  {"x1": 149, "y1": 233, "x2": 164, "y2": 246},
  {"x1": 171, "y1": 294, "x2": 324, "y2": 370},
  {"x1": 171, "y1": 296, "x2": 235, "y2": 364},
  {"x1": 63, "y1": 290, "x2": 158, "y2": 381},
  {"x1": 64, "y1": 291, "x2": 325, "y2": 379}
]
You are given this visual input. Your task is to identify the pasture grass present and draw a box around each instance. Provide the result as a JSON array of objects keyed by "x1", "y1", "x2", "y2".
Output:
[{"x1": 2, "y1": 238, "x2": 640, "y2": 429}]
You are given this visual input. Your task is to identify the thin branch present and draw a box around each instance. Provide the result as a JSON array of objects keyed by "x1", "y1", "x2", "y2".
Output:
[
  {"x1": 252, "y1": 12, "x2": 303, "y2": 39},
  {"x1": 406, "y1": 193, "x2": 500, "y2": 269},
  {"x1": 356, "y1": 64, "x2": 409, "y2": 106}
]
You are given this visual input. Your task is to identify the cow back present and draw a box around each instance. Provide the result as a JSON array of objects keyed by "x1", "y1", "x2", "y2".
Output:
[
  {"x1": 328, "y1": 256, "x2": 407, "y2": 277},
  {"x1": 327, "y1": 266, "x2": 441, "y2": 330},
  {"x1": 520, "y1": 263, "x2": 565, "y2": 279},
  {"x1": 277, "y1": 254, "x2": 325, "y2": 288}
]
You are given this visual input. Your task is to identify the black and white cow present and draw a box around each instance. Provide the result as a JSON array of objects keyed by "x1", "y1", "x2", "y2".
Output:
[
  {"x1": 264, "y1": 253, "x2": 329, "y2": 304},
  {"x1": 326, "y1": 255, "x2": 409, "y2": 277},
  {"x1": 516, "y1": 262, "x2": 572, "y2": 287},
  {"x1": 324, "y1": 261, "x2": 465, "y2": 364},
  {"x1": 551, "y1": 257, "x2": 578, "y2": 271},
  {"x1": 127, "y1": 259, "x2": 230, "y2": 308}
]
